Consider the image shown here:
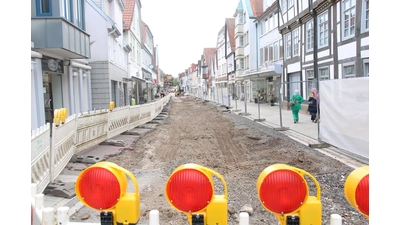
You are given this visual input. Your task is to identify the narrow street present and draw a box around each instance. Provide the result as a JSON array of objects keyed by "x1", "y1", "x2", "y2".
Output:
[{"x1": 71, "y1": 96, "x2": 369, "y2": 225}]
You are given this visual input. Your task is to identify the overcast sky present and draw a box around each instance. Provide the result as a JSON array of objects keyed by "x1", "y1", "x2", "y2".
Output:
[{"x1": 141, "y1": 0, "x2": 240, "y2": 77}]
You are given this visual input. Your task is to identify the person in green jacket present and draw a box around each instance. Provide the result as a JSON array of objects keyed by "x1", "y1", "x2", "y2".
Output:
[{"x1": 290, "y1": 89, "x2": 304, "y2": 123}]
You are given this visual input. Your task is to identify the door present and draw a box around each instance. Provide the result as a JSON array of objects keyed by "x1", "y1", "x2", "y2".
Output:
[
  {"x1": 43, "y1": 74, "x2": 53, "y2": 124},
  {"x1": 289, "y1": 73, "x2": 301, "y2": 97}
]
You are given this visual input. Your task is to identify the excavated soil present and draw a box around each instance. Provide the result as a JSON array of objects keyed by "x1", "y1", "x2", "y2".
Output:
[{"x1": 71, "y1": 96, "x2": 369, "y2": 225}]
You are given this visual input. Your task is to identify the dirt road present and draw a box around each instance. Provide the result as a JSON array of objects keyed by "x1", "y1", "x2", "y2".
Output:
[{"x1": 71, "y1": 96, "x2": 368, "y2": 224}]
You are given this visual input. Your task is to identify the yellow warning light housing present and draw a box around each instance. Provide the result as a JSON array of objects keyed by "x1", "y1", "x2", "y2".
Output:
[
  {"x1": 256, "y1": 164, "x2": 322, "y2": 225},
  {"x1": 53, "y1": 109, "x2": 60, "y2": 126},
  {"x1": 344, "y1": 166, "x2": 369, "y2": 220},
  {"x1": 60, "y1": 108, "x2": 68, "y2": 124},
  {"x1": 75, "y1": 162, "x2": 140, "y2": 225},
  {"x1": 109, "y1": 101, "x2": 115, "y2": 111},
  {"x1": 165, "y1": 163, "x2": 228, "y2": 225}
]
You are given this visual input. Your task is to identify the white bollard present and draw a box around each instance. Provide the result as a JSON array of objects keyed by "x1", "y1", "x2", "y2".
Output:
[
  {"x1": 57, "y1": 206, "x2": 70, "y2": 225},
  {"x1": 35, "y1": 194, "x2": 44, "y2": 210},
  {"x1": 239, "y1": 212, "x2": 249, "y2": 225},
  {"x1": 31, "y1": 183, "x2": 37, "y2": 198},
  {"x1": 330, "y1": 214, "x2": 342, "y2": 225},
  {"x1": 42, "y1": 207, "x2": 55, "y2": 225},
  {"x1": 149, "y1": 210, "x2": 160, "y2": 225}
]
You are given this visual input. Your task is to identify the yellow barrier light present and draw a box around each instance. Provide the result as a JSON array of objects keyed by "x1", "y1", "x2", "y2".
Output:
[
  {"x1": 165, "y1": 163, "x2": 228, "y2": 225},
  {"x1": 109, "y1": 101, "x2": 115, "y2": 111},
  {"x1": 75, "y1": 162, "x2": 140, "y2": 225},
  {"x1": 257, "y1": 164, "x2": 321, "y2": 225},
  {"x1": 53, "y1": 109, "x2": 60, "y2": 126},
  {"x1": 60, "y1": 108, "x2": 68, "y2": 124},
  {"x1": 344, "y1": 166, "x2": 369, "y2": 220}
]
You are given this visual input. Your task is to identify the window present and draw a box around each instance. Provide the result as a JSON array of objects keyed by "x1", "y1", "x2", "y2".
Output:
[
  {"x1": 237, "y1": 58, "x2": 244, "y2": 69},
  {"x1": 318, "y1": 67, "x2": 329, "y2": 80},
  {"x1": 260, "y1": 20, "x2": 266, "y2": 35},
  {"x1": 271, "y1": 13, "x2": 276, "y2": 30},
  {"x1": 36, "y1": 0, "x2": 52, "y2": 16},
  {"x1": 269, "y1": 44, "x2": 273, "y2": 62},
  {"x1": 288, "y1": 0, "x2": 294, "y2": 11},
  {"x1": 307, "y1": 70, "x2": 316, "y2": 94},
  {"x1": 361, "y1": 0, "x2": 369, "y2": 32},
  {"x1": 281, "y1": 0, "x2": 287, "y2": 13},
  {"x1": 279, "y1": 40, "x2": 284, "y2": 60},
  {"x1": 75, "y1": 0, "x2": 85, "y2": 29},
  {"x1": 306, "y1": 20, "x2": 313, "y2": 52},
  {"x1": 285, "y1": 33, "x2": 291, "y2": 58},
  {"x1": 292, "y1": 28, "x2": 299, "y2": 56},
  {"x1": 239, "y1": 36, "x2": 244, "y2": 47},
  {"x1": 260, "y1": 48, "x2": 264, "y2": 65},
  {"x1": 273, "y1": 41, "x2": 279, "y2": 61},
  {"x1": 363, "y1": 59, "x2": 369, "y2": 77},
  {"x1": 343, "y1": 64, "x2": 355, "y2": 78},
  {"x1": 342, "y1": 0, "x2": 356, "y2": 39},
  {"x1": 131, "y1": 44, "x2": 135, "y2": 61},
  {"x1": 318, "y1": 11, "x2": 328, "y2": 48},
  {"x1": 238, "y1": 12, "x2": 244, "y2": 24},
  {"x1": 61, "y1": 0, "x2": 72, "y2": 22}
]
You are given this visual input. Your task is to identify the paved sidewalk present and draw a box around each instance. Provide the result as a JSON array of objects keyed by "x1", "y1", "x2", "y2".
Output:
[{"x1": 220, "y1": 98, "x2": 318, "y2": 140}]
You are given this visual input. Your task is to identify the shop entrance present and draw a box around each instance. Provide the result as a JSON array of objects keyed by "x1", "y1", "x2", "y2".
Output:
[{"x1": 43, "y1": 74, "x2": 53, "y2": 124}]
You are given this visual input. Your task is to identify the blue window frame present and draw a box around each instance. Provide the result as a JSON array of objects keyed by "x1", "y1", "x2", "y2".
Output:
[
  {"x1": 36, "y1": 0, "x2": 52, "y2": 16},
  {"x1": 63, "y1": 0, "x2": 73, "y2": 22}
]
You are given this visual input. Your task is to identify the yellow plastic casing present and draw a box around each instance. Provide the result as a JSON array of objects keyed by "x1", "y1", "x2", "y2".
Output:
[
  {"x1": 60, "y1": 108, "x2": 68, "y2": 124},
  {"x1": 115, "y1": 192, "x2": 140, "y2": 225},
  {"x1": 344, "y1": 166, "x2": 369, "y2": 219},
  {"x1": 205, "y1": 195, "x2": 228, "y2": 225},
  {"x1": 53, "y1": 109, "x2": 60, "y2": 126},
  {"x1": 299, "y1": 196, "x2": 322, "y2": 224},
  {"x1": 110, "y1": 101, "x2": 115, "y2": 111}
]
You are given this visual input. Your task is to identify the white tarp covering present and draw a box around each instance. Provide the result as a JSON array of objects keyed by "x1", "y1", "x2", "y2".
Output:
[{"x1": 319, "y1": 77, "x2": 369, "y2": 159}]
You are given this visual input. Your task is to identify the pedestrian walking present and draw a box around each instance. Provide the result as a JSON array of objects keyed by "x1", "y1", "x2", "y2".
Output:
[
  {"x1": 290, "y1": 90, "x2": 304, "y2": 123},
  {"x1": 311, "y1": 87, "x2": 320, "y2": 122},
  {"x1": 308, "y1": 89, "x2": 318, "y2": 122}
]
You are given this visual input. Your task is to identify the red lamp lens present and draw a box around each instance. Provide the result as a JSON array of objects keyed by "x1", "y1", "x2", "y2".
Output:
[
  {"x1": 356, "y1": 174, "x2": 369, "y2": 216},
  {"x1": 166, "y1": 169, "x2": 213, "y2": 212},
  {"x1": 259, "y1": 169, "x2": 307, "y2": 214},
  {"x1": 78, "y1": 167, "x2": 121, "y2": 210}
]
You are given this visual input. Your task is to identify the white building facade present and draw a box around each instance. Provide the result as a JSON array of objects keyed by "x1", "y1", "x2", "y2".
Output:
[{"x1": 31, "y1": 0, "x2": 92, "y2": 130}]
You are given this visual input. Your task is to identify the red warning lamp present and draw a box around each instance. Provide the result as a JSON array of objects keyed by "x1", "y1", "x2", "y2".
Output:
[
  {"x1": 344, "y1": 166, "x2": 369, "y2": 219},
  {"x1": 165, "y1": 163, "x2": 228, "y2": 225},
  {"x1": 75, "y1": 162, "x2": 140, "y2": 225},
  {"x1": 257, "y1": 164, "x2": 321, "y2": 225}
]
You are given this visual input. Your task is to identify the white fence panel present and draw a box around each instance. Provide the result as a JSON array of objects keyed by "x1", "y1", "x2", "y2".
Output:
[
  {"x1": 107, "y1": 106, "x2": 130, "y2": 139},
  {"x1": 139, "y1": 103, "x2": 153, "y2": 125},
  {"x1": 319, "y1": 77, "x2": 369, "y2": 159},
  {"x1": 50, "y1": 114, "x2": 77, "y2": 181},
  {"x1": 75, "y1": 110, "x2": 108, "y2": 153},
  {"x1": 31, "y1": 123, "x2": 51, "y2": 194},
  {"x1": 128, "y1": 105, "x2": 141, "y2": 130}
]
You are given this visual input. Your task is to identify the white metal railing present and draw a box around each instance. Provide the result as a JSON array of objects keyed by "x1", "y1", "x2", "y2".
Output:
[{"x1": 31, "y1": 96, "x2": 171, "y2": 195}]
